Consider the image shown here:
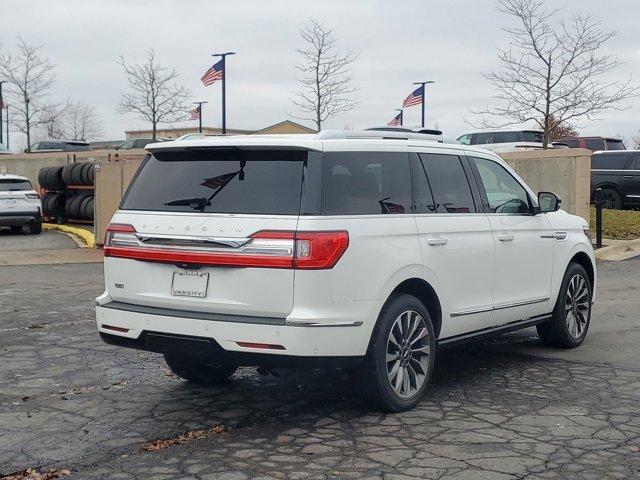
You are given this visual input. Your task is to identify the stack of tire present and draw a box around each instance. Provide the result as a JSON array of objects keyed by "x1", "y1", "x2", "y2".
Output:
[
  {"x1": 61, "y1": 162, "x2": 95, "y2": 222},
  {"x1": 38, "y1": 166, "x2": 66, "y2": 218},
  {"x1": 61, "y1": 162, "x2": 95, "y2": 186},
  {"x1": 64, "y1": 193, "x2": 94, "y2": 221}
]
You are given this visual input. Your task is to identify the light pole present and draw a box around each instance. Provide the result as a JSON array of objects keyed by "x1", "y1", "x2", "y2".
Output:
[
  {"x1": 5, "y1": 104, "x2": 9, "y2": 150},
  {"x1": 413, "y1": 81, "x2": 435, "y2": 127},
  {"x1": 396, "y1": 108, "x2": 403, "y2": 127},
  {"x1": 211, "y1": 52, "x2": 235, "y2": 134},
  {"x1": 0, "y1": 81, "x2": 5, "y2": 145},
  {"x1": 194, "y1": 101, "x2": 208, "y2": 133}
]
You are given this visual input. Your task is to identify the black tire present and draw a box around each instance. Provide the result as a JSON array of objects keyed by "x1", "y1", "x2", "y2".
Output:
[
  {"x1": 537, "y1": 263, "x2": 592, "y2": 349},
  {"x1": 42, "y1": 192, "x2": 53, "y2": 215},
  {"x1": 10, "y1": 226, "x2": 22, "y2": 233},
  {"x1": 37, "y1": 167, "x2": 48, "y2": 187},
  {"x1": 164, "y1": 354, "x2": 238, "y2": 385},
  {"x1": 79, "y1": 195, "x2": 92, "y2": 220},
  {"x1": 70, "y1": 194, "x2": 87, "y2": 219},
  {"x1": 79, "y1": 163, "x2": 91, "y2": 185},
  {"x1": 28, "y1": 222, "x2": 42, "y2": 234},
  {"x1": 600, "y1": 187, "x2": 623, "y2": 209},
  {"x1": 64, "y1": 196, "x2": 75, "y2": 218},
  {"x1": 61, "y1": 164, "x2": 75, "y2": 186},
  {"x1": 88, "y1": 164, "x2": 95, "y2": 185},
  {"x1": 83, "y1": 196, "x2": 94, "y2": 220},
  {"x1": 51, "y1": 193, "x2": 65, "y2": 216},
  {"x1": 72, "y1": 163, "x2": 85, "y2": 185},
  {"x1": 355, "y1": 294, "x2": 436, "y2": 412}
]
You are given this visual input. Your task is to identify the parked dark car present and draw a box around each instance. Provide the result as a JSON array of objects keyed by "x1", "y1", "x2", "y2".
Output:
[
  {"x1": 591, "y1": 150, "x2": 640, "y2": 209},
  {"x1": 559, "y1": 136, "x2": 625, "y2": 151},
  {"x1": 116, "y1": 138, "x2": 165, "y2": 150},
  {"x1": 28, "y1": 140, "x2": 91, "y2": 153}
]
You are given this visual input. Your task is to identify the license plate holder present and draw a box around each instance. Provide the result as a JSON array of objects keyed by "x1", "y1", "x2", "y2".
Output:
[{"x1": 171, "y1": 271, "x2": 209, "y2": 298}]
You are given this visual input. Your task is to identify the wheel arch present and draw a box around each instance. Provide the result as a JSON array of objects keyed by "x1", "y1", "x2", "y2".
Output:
[
  {"x1": 386, "y1": 278, "x2": 443, "y2": 339},
  {"x1": 569, "y1": 251, "x2": 595, "y2": 290},
  {"x1": 591, "y1": 181, "x2": 623, "y2": 200}
]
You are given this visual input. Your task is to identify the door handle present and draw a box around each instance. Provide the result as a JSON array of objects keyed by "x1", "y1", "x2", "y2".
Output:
[
  {"x1": 623, "y1": 175, "x2": 634, "y2": 179},
  {"x1": 427, "y1": 237, "x2": 448, "y2": 246},
  {"x1": 497, "y1": 233, "x2": 515, "y2": 242}
]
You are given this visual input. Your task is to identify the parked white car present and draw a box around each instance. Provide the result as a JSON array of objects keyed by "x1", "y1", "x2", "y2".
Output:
[
  {"x1": 0, "y1": 174, "x2": 43, "y2": 234},
  {"x1": 457, "y1": 128, "x2": 549, "y2": 153},
  {"x1": 96, "y1": 130, "x2": 596, "y2": 411}
]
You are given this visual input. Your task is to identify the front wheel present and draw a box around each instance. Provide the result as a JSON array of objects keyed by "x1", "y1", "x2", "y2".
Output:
[
  {"x1": 537, "y1": 263, "x2": 592, "y2": 348},
  {"x1": 164, "y1": 354, "x2": 238, "y2": 385},
  {"x1": 600, "y1": 187, "x2": 623, "y2": 209},
  {"x1": 355, "y1": 294, "x2": 436, "y2": 412},
  {"x1": 28, "y1": 222, "x2": 42, "y2": 235}
]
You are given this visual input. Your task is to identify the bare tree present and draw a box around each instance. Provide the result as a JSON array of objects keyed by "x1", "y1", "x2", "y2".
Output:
[
  {"x1": 118, "y1": 49, "x2": 191, "y2": 139},
  {"x1": 0, "y1": 37, "x2": 56, "y2": 150},
  {"x1": 65, "y1": 101, "x2": 102, "y2": 141},
  {"x1": 473, "y1": 0, "x2": 637, "y2": 148},
  {"x1": 292, "y1": 20, "x2": 359, "y2": 131},
  {"x1": 39, "y1": 103, "x2": 67, "y2": 140},
  {"x1": 632, "y1": 130, "x2": 640, "y2": 150}
]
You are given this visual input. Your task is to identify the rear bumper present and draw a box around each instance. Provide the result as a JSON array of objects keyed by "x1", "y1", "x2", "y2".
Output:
[
  {"x1": 95, "y1": 301, "x2": 373, "y2": 358},
  {"x1": 0, "y1": 211, "x2": 42, "y2": 226}
]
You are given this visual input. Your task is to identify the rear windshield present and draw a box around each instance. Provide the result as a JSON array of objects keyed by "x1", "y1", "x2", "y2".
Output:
[
  {"x1": 0, "y1": 179, "x2": 32, "y2": 191},
  {"x1": 121, "y1": 149, "x2": 306, "y2": 215},
  {"x1": 605, "y1": 139, "x2": 625, "y2": 150}
]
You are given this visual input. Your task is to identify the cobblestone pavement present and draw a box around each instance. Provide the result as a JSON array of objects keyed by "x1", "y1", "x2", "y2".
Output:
[{"x1": 1, "y1": 261, "x2": 639, "y2": 479}]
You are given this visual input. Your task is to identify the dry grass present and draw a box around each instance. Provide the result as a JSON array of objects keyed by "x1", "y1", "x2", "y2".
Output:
[{"x1": 590, "y1": 206, "x2": 640, "y2": 240}]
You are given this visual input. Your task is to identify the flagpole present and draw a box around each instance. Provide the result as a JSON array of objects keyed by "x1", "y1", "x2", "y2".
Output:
[
  {"x1": 396, "y1": 109, "x2": 403, "y2": 127},
  {"x1": 413, "y1": 81, "x2": 434, "y2": 128},
  {"x1": 212, "y1": 52, "x2": 235, "y2": 135},
  {"x1": 194, "y1": 101, "x2": 208, "y2": 133}
]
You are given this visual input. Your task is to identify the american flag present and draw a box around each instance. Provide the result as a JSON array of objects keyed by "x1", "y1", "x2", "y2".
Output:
[
  {"x1": 201, "y1": 60, "x2": 224, "y2": 86},
  {"x1": 402, "y1": 86, "x2": 423, "y2": 108},
  {"x1": 387, "y1": 112, "x2": 402, "y2": 126},
  {"x1": 189, "y1": 105, "x2": 201, "y2": 120}
]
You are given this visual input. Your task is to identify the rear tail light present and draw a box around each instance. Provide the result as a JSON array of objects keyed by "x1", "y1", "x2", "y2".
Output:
[
  {"x1": 103, "y1": 223, "x2": 348, "y2": 270},
  {"x1": 26, "y1": 193, "x2": 40, "y2": 199}
]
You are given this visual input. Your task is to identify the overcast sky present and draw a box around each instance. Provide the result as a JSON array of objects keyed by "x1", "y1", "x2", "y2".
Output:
[{"x1": 1, "y1": 0, "x2": 639, "y2": 149}]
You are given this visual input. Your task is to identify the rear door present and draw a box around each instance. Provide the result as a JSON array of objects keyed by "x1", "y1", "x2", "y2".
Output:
[
  {"x1": 468, "y1": 154, "x2": 553, "y2": 323},
  {"x1": 105, "y1": 148, "x2": 307, "y2": 318},
  {"x1": 412, "y1": 148, "x2": 495, "y2": 337},
  {"x1": 620, "y1": 154, "x2": 640, "y2": 205}
]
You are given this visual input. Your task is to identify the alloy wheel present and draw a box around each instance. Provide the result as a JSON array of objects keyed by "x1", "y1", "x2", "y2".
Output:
[
  {"x1": 565, "y1": 274, "x2": 590, "y2": 339},
  {"x1": 386, "y1": 309, "x2": 430, "y2": 398}
]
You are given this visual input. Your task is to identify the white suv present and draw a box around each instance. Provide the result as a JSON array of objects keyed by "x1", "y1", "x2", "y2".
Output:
[
  {"x1": 0, "y1": 174, "x2": 43, "y2": 234},
  {"x1": 96, "y1": 130, "x2": 596, "y2": 412}
]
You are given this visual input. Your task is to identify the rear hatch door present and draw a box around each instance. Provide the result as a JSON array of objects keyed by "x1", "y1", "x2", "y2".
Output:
[{"x1": 105, "y1": 148, "x2": 308, "y2": 318}]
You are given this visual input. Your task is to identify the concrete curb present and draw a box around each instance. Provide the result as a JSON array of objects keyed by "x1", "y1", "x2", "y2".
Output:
[
  {"x1": 595, "y1": 238, "x2": 640, "y2": 261},
  {"x1": 43, "y1": 224, "x2": 95, "y2": 248}
]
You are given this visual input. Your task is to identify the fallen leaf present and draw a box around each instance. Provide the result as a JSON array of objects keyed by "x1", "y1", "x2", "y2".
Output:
[{"x1": 141, "y1": 425, "x2": 227, "y2": 452}]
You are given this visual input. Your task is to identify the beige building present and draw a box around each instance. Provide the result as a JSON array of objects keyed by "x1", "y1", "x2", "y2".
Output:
[{"x1": 125, "y1": 120, "x2": 316, "y2": 140}]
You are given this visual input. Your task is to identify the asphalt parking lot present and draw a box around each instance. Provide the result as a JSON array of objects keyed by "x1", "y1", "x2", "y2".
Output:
[{"x1": 1, "y1": 256, "x2": 639, "y2": 479}]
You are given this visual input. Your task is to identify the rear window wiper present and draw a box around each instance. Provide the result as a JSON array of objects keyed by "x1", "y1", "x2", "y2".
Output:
[{"x1": 164, "y1": 197, "x2": 211, "y2": 211}]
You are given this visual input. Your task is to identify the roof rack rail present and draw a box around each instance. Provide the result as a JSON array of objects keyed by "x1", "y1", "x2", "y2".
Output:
[{"x1": 314, "y1": 129, "x2": 441, "y2": 141}]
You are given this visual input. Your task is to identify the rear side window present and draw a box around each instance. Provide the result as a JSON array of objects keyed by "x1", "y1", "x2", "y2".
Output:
[
  {"x1": 586, "y1": 139, "x2": 605, "y2": 151},
  {"x1": 121, "y1": 149, "x2": 305, "y2": 215},
  {"x1": 321, "y1": 152, "x2": 411, "y2": 215},
  {"x1": 0, "y1": 179, "x2": 32, "y2": 191},
  {"x1": 491, "y1": 131, "x2": 521, "y2": 143},
  {"x1": 419, "y1": 153, "x2": 476, "y2": 213},
  {"x1": 522, "y1": 131, "x2": 543, "y2": 142},
  {"x1": 592, "y1": 154, "x2": 630, "y2": 170}
]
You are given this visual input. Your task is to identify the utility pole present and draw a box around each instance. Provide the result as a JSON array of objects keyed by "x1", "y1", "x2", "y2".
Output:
[
  {"x1": 413, "y1": 81, "x2": 435, "y2": 127},
  {"x1": 396, "y1": 108, "x2": 403, "y2": 127},
  {"x1": 211, "y1": 52, "x2": 235, "y2": 134},
  {"x1": 194, "y1": 101, "x2": 208, "y2": 133},
  {"x1": 0, "y1": 81, "x2": 5, "y2": 145}
]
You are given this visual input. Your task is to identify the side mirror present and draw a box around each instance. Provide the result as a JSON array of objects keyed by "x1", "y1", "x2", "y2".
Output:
[{"x1": 538, "y1": 192, "x2": 561, "y2": 213}]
